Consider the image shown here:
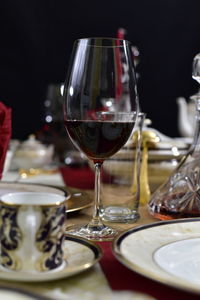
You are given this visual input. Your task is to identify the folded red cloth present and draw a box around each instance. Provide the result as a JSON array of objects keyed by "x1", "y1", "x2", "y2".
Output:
[
  {"x1": 59, "y1": 166, "x2": 113, "y2": 189},
  {"x1": 59, "y1": 166, "x2": 95, "y2": 189},
  {"x1": 0, "y1": 102, "x2": 12, "y2": 179},
  {"x1": 98, "y1": 241, "x2": 200, "y2": 300}
]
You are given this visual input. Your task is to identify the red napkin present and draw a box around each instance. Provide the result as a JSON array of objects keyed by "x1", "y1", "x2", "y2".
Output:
[
  {"x1": 0, "y1": 102, "x2": 12, "y2": 179},
  {"x1": 59, "y1": 166, "x2": 95, "y2": 189},
  {"x1": 59, "y1": 166, "x2": 113, "y2": 189}
]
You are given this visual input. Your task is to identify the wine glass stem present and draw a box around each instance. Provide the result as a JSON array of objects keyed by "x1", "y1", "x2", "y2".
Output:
[{"x1": 89, "y1": 162, "x2": 103, "y2": 226}]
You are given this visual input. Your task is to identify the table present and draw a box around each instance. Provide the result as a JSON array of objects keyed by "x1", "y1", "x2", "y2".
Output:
[{"x1": 2, "y1": 169, "x2": 200, "y2": 300}]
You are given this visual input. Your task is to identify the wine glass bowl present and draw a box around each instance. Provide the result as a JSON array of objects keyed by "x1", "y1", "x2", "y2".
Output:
[
  {"x1": 63, "y1": 37, "x2": 139, "y2": 240},
  {"x1": 64, "y1": 112, "x2": 136, "y2": 164}
]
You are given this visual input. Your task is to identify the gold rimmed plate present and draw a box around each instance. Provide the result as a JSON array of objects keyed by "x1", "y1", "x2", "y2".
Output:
[
  {"x1": 66, "y1": 187, "x2": 93, "y2": 213},
  {"x1": 113, "y1": 218, "x2": 200, "y2": 295},
  {"x1": 0, "y1": 182, "x2": 92, "y2": 213},
  {"x1": 0, "y1": 235, "x2": 102, "y2": 282}
]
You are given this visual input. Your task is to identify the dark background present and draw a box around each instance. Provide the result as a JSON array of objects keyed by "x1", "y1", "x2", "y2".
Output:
[{"x1": 0, "y1": 0, "x2": 199, "y2": 140}]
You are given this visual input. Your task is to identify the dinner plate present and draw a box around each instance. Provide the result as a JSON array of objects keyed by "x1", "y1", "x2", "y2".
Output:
[
  {"x1": 0, "y1": 235, "x2": 102, "y2": 282},
  {"x1": 113, "y1": 218, "x2": 200, "y2": 295}
]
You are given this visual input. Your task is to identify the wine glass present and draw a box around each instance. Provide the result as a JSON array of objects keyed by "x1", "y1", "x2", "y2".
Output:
[{"x1": 63, "y1": 38, "x2": 139, "y2": 240}]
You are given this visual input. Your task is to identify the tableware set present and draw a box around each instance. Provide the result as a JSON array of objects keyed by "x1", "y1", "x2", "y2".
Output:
[
  {"x1": 0, "y1": 184, "x2": 102, "y2": 282},
  {"x1": 1, "y1": 37, "x2": 200, "y2": 299}
]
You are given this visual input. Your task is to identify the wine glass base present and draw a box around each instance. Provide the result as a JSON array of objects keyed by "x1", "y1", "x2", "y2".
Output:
[{"x1": 65, "y1": 223, "x2": 117, "y2": 241}]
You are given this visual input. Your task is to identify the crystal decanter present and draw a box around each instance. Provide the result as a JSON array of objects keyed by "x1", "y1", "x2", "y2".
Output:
[
  {"x1": 148, "y1": 93, "x2": 200, "y2": 220},
  {"x1": 148, "y1": 53, "x2": 200, "y2": 220}
]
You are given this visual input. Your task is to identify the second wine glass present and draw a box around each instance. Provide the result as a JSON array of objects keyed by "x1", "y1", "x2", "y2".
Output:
[{"x1": 63, "y1": 38, "x2": 139, "y2": 240}]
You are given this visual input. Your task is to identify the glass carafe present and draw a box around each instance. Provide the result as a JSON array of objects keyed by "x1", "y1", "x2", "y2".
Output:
[{"x1": 148, "y1": 93, "x2": 200, "y2": 220}]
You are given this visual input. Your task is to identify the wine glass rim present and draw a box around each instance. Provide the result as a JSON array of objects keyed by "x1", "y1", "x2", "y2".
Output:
[{"x1": 75, "y1": 37, "x2": 131, "y2": 47}]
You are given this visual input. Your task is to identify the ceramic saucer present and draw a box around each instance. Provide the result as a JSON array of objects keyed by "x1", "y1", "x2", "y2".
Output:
[{"x1": 0, "y1": 235, "x2": 102, "y2": 282}]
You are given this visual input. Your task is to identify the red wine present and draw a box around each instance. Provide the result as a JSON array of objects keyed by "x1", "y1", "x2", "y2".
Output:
[
  {"x1": 149, "y1": 192, "x2": 200, "y2": 220},
  {"x1": 151, "y1": 209, "x2": 200, "y2": 221},
  {"x1": 65, "y1": 120, "x2": 135, "y2": 163}
]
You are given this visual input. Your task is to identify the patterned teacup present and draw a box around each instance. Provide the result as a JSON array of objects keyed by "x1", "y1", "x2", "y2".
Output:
[{"x1": 0, "y1": 192, "x2": 67, "y2": 273}]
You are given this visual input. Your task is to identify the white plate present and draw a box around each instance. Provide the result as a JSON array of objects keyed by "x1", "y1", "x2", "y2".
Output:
[
  {"x1": 0, "y1": 235, "x2": 102, "y2": 282},
  {"x1": 113, "y1": 218, "x2": 200, "y2": 295}
]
